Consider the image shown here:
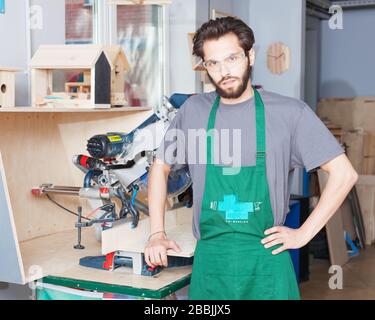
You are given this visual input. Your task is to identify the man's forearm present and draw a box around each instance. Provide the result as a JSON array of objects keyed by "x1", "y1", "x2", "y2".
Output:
[
  {"x1": 148, "y1": 161, "x2": 170, "y2": 234},
  {"x1": 300, "y1": 167, "x2": 358, "y2": 242}
]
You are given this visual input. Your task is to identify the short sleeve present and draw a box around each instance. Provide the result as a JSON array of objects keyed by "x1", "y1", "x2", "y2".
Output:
[
  {"x1": 290, "y1": 103, "x2": 345, "y2": 172},
  {"x1": 155, "y1": 101, "x2": 189, "y2": 169}
]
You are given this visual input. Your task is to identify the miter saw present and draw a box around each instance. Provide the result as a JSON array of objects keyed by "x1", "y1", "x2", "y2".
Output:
[{"x1": 32, "y1": 94, "x2": 195, "y2": 275}]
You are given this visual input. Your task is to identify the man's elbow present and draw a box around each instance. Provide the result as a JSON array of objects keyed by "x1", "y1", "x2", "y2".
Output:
[
  {"x1": 349, "y1": 168, "x2": 359, "y2": 186},
  {"x1": 321, "y1": 154, "x2": 359, "y2": 187},
  {"x1": 342, "y1": 165, "x2": 358, "y2": 189}
]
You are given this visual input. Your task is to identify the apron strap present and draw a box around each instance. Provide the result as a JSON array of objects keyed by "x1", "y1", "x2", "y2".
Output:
[
  {"x1": 206, "y1": 95, "x2": 221, "y2": 166},
  {"x1": 206, "y1": 87, "x2": 266, "y2": 173},
  {"x1": 254, "y1": 88, "x2": 266, "y2": 172}
]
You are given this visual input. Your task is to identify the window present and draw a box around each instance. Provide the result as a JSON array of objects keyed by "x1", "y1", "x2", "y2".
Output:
[
  {"x1": 63, "y1": 1, "x2": 165, "y2": 109},
  {"x1": 115, "y1": 4, "x2": 164, "y2": 108},
  {"x1": 65, "y1": 0, "x2": 94, "y2": 44}
]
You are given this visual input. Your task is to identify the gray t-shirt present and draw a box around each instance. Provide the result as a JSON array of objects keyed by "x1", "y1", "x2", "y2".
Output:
[{"x1": 156, "y1": 89, "x2": 344, "y2": 240}]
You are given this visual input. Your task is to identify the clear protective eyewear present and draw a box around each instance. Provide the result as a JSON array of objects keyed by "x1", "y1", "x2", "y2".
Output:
[{"x1": 203, "y1": 52, "x2": 247, "y2": 72}]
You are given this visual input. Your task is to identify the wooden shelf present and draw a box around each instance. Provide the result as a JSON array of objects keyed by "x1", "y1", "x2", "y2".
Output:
[{"x1": 0, "y1": 106, "x2": 153, "y2": 113}]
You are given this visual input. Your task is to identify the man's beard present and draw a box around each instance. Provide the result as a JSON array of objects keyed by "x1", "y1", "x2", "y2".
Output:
[{"x1": 207, "y1": 64, "x2": 252, "y2": 99}]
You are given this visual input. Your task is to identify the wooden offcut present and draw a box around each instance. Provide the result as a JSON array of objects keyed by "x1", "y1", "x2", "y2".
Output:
[
  {"x1": 356, "y1": 175, "x2": 375, "y2": 245},
  {"x1": 317, "y1": 97, "x2": 375, "y2": 132},
  {"x1": 341, "y1": 129, "x2": 365, "y2": 174},
  {"x1": 102, "y1": 207, "x2": 196, "y2": 258},
  {"x1": 363, "y1": 134, "x2": 375, "y2": 175},
  {"x1": 317, "y1": 170, "x2": 349, "y2": 267}
]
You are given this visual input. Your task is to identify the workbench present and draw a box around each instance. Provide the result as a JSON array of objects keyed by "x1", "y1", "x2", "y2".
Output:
[
  {"x1": 37, "y1": 267, "x2": 191, "y2": 300},
  {"x1": 0, "y1": 107, "x2": 194, "y2": 299}
]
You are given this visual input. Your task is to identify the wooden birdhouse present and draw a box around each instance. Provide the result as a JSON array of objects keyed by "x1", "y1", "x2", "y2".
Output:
[
  {"x1": 103, "y1": 45, "x2": 130, "y2": 107},
  {"x1": 30, "y1": 45, "x2": 130, "y2": 109},
  {"x1": 0, "y1": 68, "x2": 21, "y2": 108}
]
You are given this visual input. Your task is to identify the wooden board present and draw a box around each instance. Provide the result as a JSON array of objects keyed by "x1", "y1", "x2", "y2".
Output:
[
  {"x1": 0, "y1": 153, "x2": 25, "y2": 284},
  {"x1": 20, "y1": 228, "x2": 101, "y2": 283},
  {"x1": 317, "y1": 97, "x2": 375, "y2": 132},
  {"x1": 102, "y1": 207, "x2": 196, "y2": 257},
  {"x1": 342, "y1": 129, "x2": 365, "y2": 174},
  {"x1": 363, "y1": 134, "x2": 375, "y2": 174},
  {"x1": 364, "y1": 134, "x2": 375, "y2": 157},
  {"x1": 31, "y1": 69, "x2": 52, "y2": 107},
  {"x1": 317, "y1": 170, "x2": 349, "y2": 266},
  {"x1": 356, "y1": 175, "x2": 375, "y2": 245},
  {"x1": 363, "y1": 157, "x2": 375, "y2": 175},
  {"x1": 340, "y1": 198, "x2": 357, "y2": 241}
]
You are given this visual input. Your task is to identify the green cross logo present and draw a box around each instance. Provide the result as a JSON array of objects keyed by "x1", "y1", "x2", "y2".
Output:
[{"x1": 218, "y1": 195, "x2": 254, "y2": 220}]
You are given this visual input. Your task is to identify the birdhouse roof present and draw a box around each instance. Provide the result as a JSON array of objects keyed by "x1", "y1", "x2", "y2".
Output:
[
  {"x1": 103, "y1": 45, "x2": 131, "y2": 72},
  {"x1": 30, "y1": 45, "x2": 130, "y2": 71}
]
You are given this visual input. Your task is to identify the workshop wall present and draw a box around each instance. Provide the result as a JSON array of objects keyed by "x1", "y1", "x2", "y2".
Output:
[
  {"x1": 248, "y1": 0, "x2": 306, "y2": 100},
  {"x1": 31, "y1": 0, "x2": 65, "y2": 55},
  {"x1": 320, "y1": 8, "x2": 375, "y2": 98},
  {"x1": 168, "y1": 0, "x2": 198, "y2": 94},
  {"x1": 0, "y1": 0, "x2": 67, "y2": 106},
  {"x1": 0, "y1": 1, "x2": 29, "y2": 106},
  {"x1": 305, "y1": 15, "x2": 322, "y2": 112}
]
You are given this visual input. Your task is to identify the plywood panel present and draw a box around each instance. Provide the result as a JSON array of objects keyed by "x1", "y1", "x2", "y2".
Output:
[
  {"x1": 356, "y1": 175, "x2": 375, "y2": 245},
  {"x1": 317, "y1": 170, "x2": 349, "y2": 266},
  {"x1": 20, "y1": 228, "x2": 100, "y2": 283},
  {"x1": 317, "y1": 97, "x2": 375, "y2": 132},
  {"x1": 31, "y1": 69, "x2": 50, "y2": 107},
  {"x1": 342, "y1": 129, "x2": 364, "y2": 174},
  {"x1": 102, "y1": 208, "x2": 196, "y2": 257},
  {"x1": 0, "y1": 153, "x2": 25, "y2": 283},
  {"x1": 341, "y1": 198, "x2": 356, "y2": 241}
]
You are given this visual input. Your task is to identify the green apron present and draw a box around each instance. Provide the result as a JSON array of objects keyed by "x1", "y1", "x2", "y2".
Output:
[{"x1": 188, "y1": 88, "x2": 300, "y2": 300}]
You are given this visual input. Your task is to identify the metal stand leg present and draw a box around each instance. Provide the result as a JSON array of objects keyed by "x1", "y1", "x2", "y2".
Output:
[{"x1": 74, "y1": 206, "x2": 85, "y2": 250}]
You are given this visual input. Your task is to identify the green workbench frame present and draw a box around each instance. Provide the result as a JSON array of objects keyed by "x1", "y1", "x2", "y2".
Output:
[{"x1": 41, "y1": 274, "x2": 192, "y2": 299}]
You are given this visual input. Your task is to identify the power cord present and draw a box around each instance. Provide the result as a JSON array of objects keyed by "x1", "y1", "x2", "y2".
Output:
[{"x1": 46, "y1": 194, "x2": 91, "y2": 221}]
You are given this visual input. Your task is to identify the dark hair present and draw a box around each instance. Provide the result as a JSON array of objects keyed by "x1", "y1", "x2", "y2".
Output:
[{"x1": 193, "y1": 17, "x2": 255, "y2": 60}]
